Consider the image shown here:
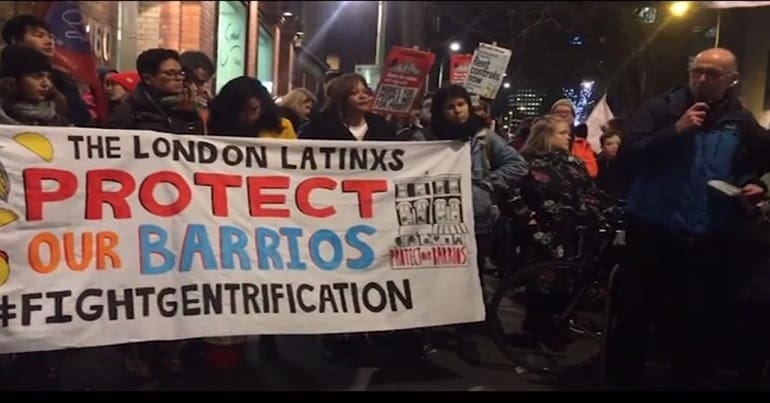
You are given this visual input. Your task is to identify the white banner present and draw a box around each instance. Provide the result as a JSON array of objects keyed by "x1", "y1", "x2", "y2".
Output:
[
  {"x1": 0, "y1": 126, "x2": 484, "y2": 354},
  {"x1": 585, "y1": 94, "x2": 615, "y2": 153},
  {"x1": 463, "y1": 43, "x2": 512, "y2": 100},
  {"x1": 701, "y1": 1, "x2": 770, "y2": 8}
]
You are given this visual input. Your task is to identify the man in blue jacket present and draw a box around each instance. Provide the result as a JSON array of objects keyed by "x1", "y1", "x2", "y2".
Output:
[{"x1": 609, "y1": 48, "x2": 770, "y2": 389}]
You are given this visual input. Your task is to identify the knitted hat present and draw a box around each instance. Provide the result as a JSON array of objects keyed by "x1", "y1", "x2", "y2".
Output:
[
  {"x1": 0, "y1": 45, "x2": 53, "y2": 78},
  {"x1": 550, "y1": 98, "x2": 576, "y2": 115},
  {"x1": 108, "y1": 71, "x2": 140, "y2": 92}
]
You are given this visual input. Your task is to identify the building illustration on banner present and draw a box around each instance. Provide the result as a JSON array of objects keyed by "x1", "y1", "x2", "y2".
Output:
[
  {"x1": 389, "y1": 59, "x2": 421, "y2": 75},
  {"x1": 390, "y1": 175, "x2": 470, "y2": 269}
]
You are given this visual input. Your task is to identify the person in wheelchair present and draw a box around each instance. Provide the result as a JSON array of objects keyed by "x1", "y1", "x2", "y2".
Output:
[{"x1": 516, "y1": 115, "x2": 617, "y2": 351}]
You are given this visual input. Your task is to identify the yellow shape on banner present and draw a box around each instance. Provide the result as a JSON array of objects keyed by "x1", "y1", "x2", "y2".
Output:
[
  {"x1": 0, "y1": 208, "x2": 18, "y2": 227},
  {"x1": 0, "y1": 159, "x2": 9, "y2": 202},
  {"x1": 13, "y1": 132, "x2": 53, "y2": 162},
  {"x1": 0, "y1": 250, "x2": 8, "y2": 287}
]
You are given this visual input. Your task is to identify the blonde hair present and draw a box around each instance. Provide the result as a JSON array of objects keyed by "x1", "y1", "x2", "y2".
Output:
[
  {"x1": 278, "y1": 88, "x2": 316, "y2": 116},
  {"x1": 521, "y1": 116, "x2": 568, "y2": 156}
]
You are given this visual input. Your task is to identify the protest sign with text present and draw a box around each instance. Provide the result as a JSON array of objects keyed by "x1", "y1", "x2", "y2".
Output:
[
  {"x1": 373, "y1": 47, "x2": 436, "y2": 115},
  {"x1": 463, "y1": 43, "x2": 512, "y2": 100},
  {"x1": 0, "y1": 127, "x2": 484, "y2": 353},
  {"x1": 449, "y1": 54, "x2": 473, "y2": 85}
]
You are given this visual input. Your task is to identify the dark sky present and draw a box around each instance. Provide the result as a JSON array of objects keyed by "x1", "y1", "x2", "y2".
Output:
[
  {"x1": 430, "y1": 1, "x2": 717, "y2": 109},
  {"x1": 301, "y1": 1, "x2": 430, "y2": 74},
  {"x1": 301, "y1": 1, "x2": 718, "y2": 113}
]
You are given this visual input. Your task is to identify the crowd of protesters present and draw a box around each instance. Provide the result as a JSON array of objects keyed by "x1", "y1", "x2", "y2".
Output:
[{"x1": 1, "y1": 13, "x2": 770, "y2": 391}]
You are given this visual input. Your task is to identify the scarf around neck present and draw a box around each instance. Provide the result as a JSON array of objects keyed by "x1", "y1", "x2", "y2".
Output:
[
  {"x1": 438, "y1": 115, "x2": 487, "y2": 141},
  {"x1": 0, "y1": 101, "x2": 58, "y2": 125}
]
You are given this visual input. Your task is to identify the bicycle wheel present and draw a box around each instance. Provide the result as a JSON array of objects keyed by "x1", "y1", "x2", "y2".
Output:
[{"x1": 487, "y1": 261, "x2": 604, "y2": 375}]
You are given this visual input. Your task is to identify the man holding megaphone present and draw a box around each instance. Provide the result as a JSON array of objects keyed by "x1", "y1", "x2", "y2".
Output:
[{"x1": 608, "y1": 48, "x2": 770, "y2": 389}]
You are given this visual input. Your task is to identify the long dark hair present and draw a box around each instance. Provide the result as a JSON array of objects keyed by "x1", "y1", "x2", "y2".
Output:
[
  {"x1": 208, "y1": 76, "x2": 282, "y2": 136},
  {"x1": 430, "y1": 84, "x2": 483, "y2": 141}
]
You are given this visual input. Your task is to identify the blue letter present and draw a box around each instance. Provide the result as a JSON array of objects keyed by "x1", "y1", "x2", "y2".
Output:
[
  {"x1": 280, "y1": 227, "x2": 307, "y2": 270},
  {"x1": 139, "y1": 225, "x2": 175, "y2": 275},
  {"x1": 220, "y1": 226, "x2": 252, "y2": 270},
  {"x1": 309, "y1": 229, "x2": 343, "y2": 271},
  {"x1": 256, "y1": 227, "x2": 284, "y2": 270},
  {"x1": 346, "y1": 225, "x2": 376, "y2": 270},
  {"x1": 179, "y1": 224, "x2": 218, "y2": 271}
]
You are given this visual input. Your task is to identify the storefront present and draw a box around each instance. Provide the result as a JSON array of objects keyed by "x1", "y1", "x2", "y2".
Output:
[
  {"x1": 215, "y1": 1, "x2": 248, "y2": 92},
  {"x1": 85, "y1": 14, "x2": 115, "y2": 67},
  {"x1": 257, "y1": 22, "x2": 275, "y2": 94}
]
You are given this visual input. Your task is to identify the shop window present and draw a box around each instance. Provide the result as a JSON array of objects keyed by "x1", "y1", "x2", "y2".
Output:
[
  {"x1": 258, "y1": 23, "x2": 274, "y2": 94},
  {"x1": 216, "y1": 1, "x2": 247, "y2": 92}
]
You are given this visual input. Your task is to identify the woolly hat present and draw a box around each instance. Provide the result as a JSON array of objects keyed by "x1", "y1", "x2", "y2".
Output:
[
  {"x1": 0, "y1": 45, "x2": 53, "y2": 78},
  {"x1": 550, "y1": 98, "x2": 576, "y2": 115},
  {"x1": 108, "y1": 71, "x2": 140, "y2": 93}
]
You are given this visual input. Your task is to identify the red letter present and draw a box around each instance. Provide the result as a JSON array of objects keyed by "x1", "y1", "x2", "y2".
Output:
[
  {"x1": 23, "y1": 168, "x2": 78, "y2": 221},
  {"x1": 296, "y1": 177, "x2": 336, "y2": 218},
  {"x1": 85, "y1": 169, "x2": 136, "y2": 219},
  {"x1": 247, "y1": 176, "x2": 290, "y2": 218},
  {"x1": 194, "y1": 173, "x2": 243, "y2": 217},
  {"x1": 139, "y1": 171, "x2": 192, "y2": 217},
  {"x1": 342, "y1": 179, "x2": 388, "y2": 219}
]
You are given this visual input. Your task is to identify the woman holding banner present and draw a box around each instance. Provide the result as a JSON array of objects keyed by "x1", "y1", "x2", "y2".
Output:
[
  {"x1": 430, "y1": 84, "x2": 529, "y2": 364},
  {"x1": 299, "y1": 73, "x2": 437, "y2": 364},
  {"x1": 298, "y1": 73, "x2": 397, "y2": 142},
  {"x1": 208, "y1": 76, "x2": 296, "y2": 139},
  {"x1": 205, "y1": 76, "x2": 300, "y2": 365}
]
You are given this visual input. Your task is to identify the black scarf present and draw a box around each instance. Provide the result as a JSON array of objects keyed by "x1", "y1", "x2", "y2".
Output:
[{"x1": 434, "y1": 115, "x2": 487, "y2": 141}]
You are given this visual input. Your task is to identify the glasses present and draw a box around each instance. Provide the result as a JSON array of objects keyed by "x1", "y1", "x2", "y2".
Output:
[
  {"x1": 688, "y1": 67, "x2": 732, "y2": 81},
  {"x1": 159, "y1": 69, "x2": 186, "y2": 79}
]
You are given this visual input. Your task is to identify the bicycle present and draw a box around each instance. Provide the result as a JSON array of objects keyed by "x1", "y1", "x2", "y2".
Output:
[{"x1": 486, "y1": 206, "x2": 624, "y2": 375}]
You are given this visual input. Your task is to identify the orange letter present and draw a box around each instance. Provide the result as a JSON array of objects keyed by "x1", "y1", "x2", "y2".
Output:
[
  {"x1": 63, "y1": 232, "x2": 93, "y2": 272},
  {"x1": 96, "y1": 231, "x2": 121, "y2": 270},
  {"x1": 28, "y1": 232, "x2": 60, "y2": 274}
]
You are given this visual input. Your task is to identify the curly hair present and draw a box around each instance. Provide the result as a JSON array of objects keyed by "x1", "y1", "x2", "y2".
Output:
[{"x1": 208, "y1": 76, "x2": 282, "y2": 136}]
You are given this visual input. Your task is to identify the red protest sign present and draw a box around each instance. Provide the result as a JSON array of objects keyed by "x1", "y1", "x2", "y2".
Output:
[
  {"x1": 373, "y1": 47, "x2": 436, "y2": 115},
  {"x1": 449, "y1": 54, "x2": 473, "y2": 85}
]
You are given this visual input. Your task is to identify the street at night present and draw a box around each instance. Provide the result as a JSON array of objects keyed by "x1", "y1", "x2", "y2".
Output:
[{"x1": 1, "y1": 0, "x2": 770, "y2": 391}]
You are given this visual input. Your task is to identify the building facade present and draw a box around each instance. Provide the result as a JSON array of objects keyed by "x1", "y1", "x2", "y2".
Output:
[
  {"x1": 505, "y1": 89, "x2": 546, "y2": 118},
  {"x1": 1, "y1": 1, "x2": 305, "y2": 97}
]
